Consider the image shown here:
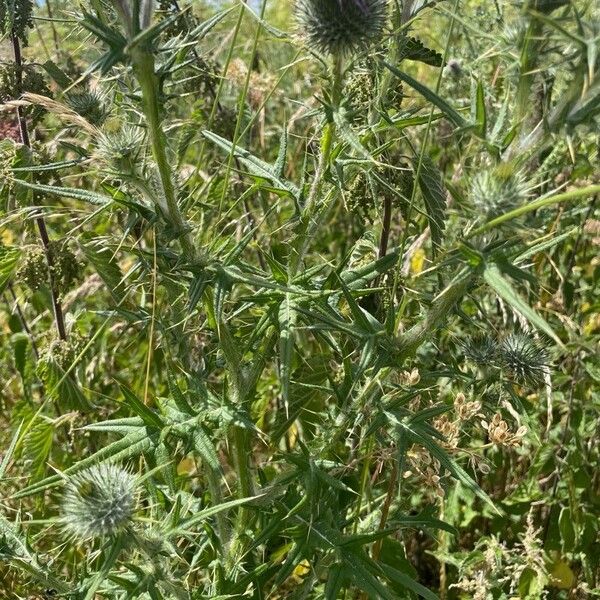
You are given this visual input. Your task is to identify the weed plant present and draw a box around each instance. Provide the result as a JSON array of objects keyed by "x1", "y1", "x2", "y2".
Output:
[{"x1": 0, "y1": 0, "x2": 599, "y2": 598}]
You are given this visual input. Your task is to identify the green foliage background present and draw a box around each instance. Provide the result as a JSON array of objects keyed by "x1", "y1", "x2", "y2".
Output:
[{"x1": 0, "y1": 0, "x2": 599, "y2": 598}]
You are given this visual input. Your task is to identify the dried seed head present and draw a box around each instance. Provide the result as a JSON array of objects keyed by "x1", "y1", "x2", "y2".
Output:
[
  {"x1": 481, "y1": 412, "x2": 527, "y2": 447},
  {"x1": 61, "y1": 463, "x2": 137, "y2": 540},
  {"x1": 296, "y1": 0, "x2": 388, "y2": 56},
  {"x1": 433, "y1": 414, "x2": 460, "y2": 449},
  {"x1": 454, "y1": 392, "x2": 481, "y2": 421},
  {"x1": 498, "y1": 334, "x2": 548, "y2": 387}
]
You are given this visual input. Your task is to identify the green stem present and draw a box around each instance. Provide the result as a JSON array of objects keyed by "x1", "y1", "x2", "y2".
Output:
[
  {"x1": 290, "y1": 53, "x2": 343, "y2": 276},
  {"x1": 468, "y1": 184, "x2": 600, "y2": 238},
  {"x1": 131, "y1": 50, "x2": 196, "y2": 262},
  {"x1": 206, "y1": 467, "x2": 230, "y2": 547},
  {"x1": 395, "y1": 270, "x2": 474, "y2": 360}
]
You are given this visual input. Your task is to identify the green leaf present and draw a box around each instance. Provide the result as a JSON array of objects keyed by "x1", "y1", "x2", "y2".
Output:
[
  {"x1": 189, "y1": 426, "x2": 222, "y2": 474},
  {"x1": 119, "y1": 385, "x2": 164, "y2": 430},
  {"x1": 399, "y1": 37, "x2": 444, "y2": 67},
  {"x1": 80, "y1": 235, "x2": 126, "y2": 302},
  {"x1": 0, "y1": 422, "x2": 22, "y2": 480},
  {"x1": 0, "y1": 246, "x2": 21, "y2": 294},
  {"x1": 12, "y1": 179, "x2": 112, "y2": 205},
  {"x1": 382, "y1": 61, "x2": 466, "y2": 128},
  {"x1": 168, "y1": 496, "x2": 260, "y2": 535},
  {"x1": 413, "y1": 156, "x2": 447, "y2": 250},
  {"x1": 559, "y1": 507, "x2": 576, "y2": 552},
  {"x1": 203, "y1": 130, "x2": 300, "y2": 198},
  {"x1": 14, "y1": 431, "x2": 154, "y2": 499},
  {"x1": 380, "y1": 563, "x2": 439, "y2": 600},
  {"x1": 474, "y1": 79, "x2": 487, "y2": 137},
  {"x1": 41, "y1": 60, "x2": 73, "y2": 89},
  {"x1": 483, "y1": 263, "x2": 564, "y2": 347},
  {"x1": 37, "y1": 358, "x2": 90, "y2": 411}
]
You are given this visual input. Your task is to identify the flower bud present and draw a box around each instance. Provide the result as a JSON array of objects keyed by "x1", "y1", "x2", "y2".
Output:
[
  {"x1": 296, "y1": 0, "x2": 388, "y2": 56},
  {"x1": 61, "y1": 463, "x2": 137, "y2": 540}
]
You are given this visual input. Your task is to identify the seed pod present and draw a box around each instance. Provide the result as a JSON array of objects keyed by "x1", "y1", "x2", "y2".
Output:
[
  {"x1": 296, "y1": 0, "x2": 388, "y2": 56},
  {"x1": 61, "y1": 463, "x2": 137, "y2": 540}
]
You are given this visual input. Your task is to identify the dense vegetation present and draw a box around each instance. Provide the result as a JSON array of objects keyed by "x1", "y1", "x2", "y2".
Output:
[{"x1": 1, "y1": 0, "x2": 599, "y2": 598}]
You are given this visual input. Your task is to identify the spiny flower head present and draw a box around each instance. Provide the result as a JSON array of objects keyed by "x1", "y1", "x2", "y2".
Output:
[
  {"x1": 61, "y1": 463, "x2": 137, "y2": 540},
  {"x1": 66, "y1": 90, "x2": 109, "y2": 127},
  {"x1": 95, "y1": 126, "x2": 144, "y2": 174},
  {"x1": 498, "y1": 333, "x2": 548, "y2": 386},
  {"x1": 464, "y1": 335, "x2": 498, "y2": 366},
  {"x1": 470, "y1": 165, "x2": 529, "y2": 220},
  {"x1": 296, "y1": 0, "x2": 388, "y2": 56}
]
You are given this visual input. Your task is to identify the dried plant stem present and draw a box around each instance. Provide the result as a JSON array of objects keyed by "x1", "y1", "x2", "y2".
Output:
[{"x1": 11, "y1": 32, "x2": 67, "y2": 341}]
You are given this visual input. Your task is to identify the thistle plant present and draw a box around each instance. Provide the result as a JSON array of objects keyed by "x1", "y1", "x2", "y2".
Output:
[
  {"x1": 295, "y1": 0, "x2": 388, "y2": 56},
  {"x1": 469, "y1": 166, "x2": 530, "y2": 220},
  {"x1": 498, "y1": 333, "x2": 548, "y2": 387},
  {"x1": 60, "y1": 464, "x2": 137, "y2": 541},
  {"x1": 1, "y1": 0, "x2": 599, "y2": 598}
]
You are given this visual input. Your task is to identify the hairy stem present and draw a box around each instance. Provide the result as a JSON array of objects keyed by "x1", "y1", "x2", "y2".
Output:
[
  {"x1": 290, "y1": 53, "x2": 342, "y2": 275},
  {"x1": 131, "y1": 50, "x2": 197, "y2": 262},
  {"x1": 395, "y1": 270, "x2": 474, "y2": 359}
]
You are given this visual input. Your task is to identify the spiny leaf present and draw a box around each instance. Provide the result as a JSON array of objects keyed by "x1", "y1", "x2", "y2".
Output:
[
  {"x1": 203, "y1": 130, "x2": 300, "y2": 198},
  {"x1": 12, "y1": 179, "x2": 112, "y2": 205},
  {"x1": 413, "y1": 156, "x2": 447, "y2": 250},
  {"x1": 483, "y1": 263, "x2": 564, "y2": 347},
  {"x1": 382, "y1": 61, "x2": 466, "y2": 128}
]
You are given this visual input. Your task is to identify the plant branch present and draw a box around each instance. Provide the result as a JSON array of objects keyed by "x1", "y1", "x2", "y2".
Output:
[{"x1": 11, "y1": 32, "x2": 67, "y2": 341}]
